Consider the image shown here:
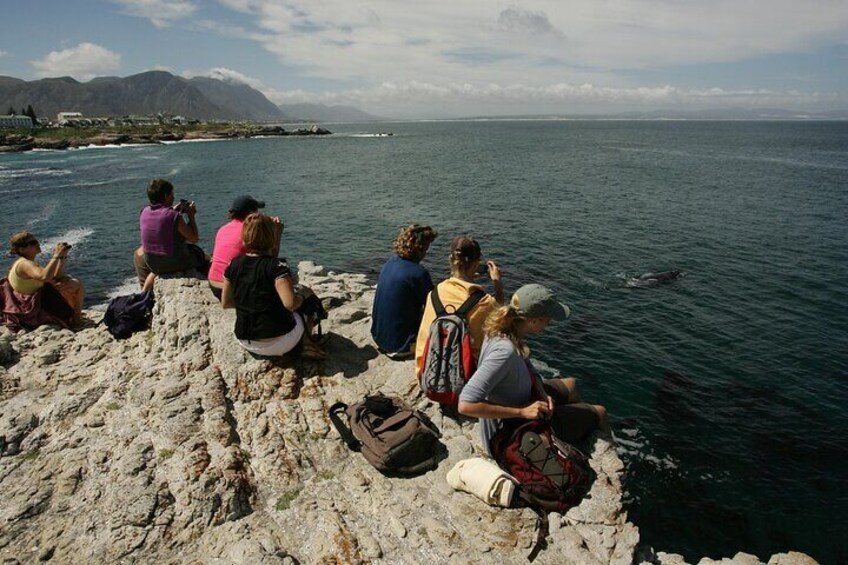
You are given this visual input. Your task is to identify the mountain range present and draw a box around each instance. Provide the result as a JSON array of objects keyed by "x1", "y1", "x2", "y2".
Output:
[
  {"x1": 276, "y1": 103, "x2": 383, "y2": 123},
  {"x1": 4, "y1": 70, "x2": 841, "y2": 123},
  {"x1": 0, "y1": 71, "x2": 381, "y2": 123}
]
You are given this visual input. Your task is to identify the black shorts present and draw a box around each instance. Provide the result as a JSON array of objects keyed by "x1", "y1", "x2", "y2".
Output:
[{"x1": 543, "y1": 379, "x2": 600, "y2": 444}]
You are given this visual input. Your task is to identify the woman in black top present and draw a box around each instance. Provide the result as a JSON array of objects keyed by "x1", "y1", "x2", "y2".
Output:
[{"x1": 221, "y1": 213, "x2": 326, "y2": 358}]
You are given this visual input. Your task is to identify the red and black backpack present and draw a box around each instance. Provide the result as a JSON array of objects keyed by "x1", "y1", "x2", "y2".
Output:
[
  {"x1": 419, "y1": 289, "x2": 485, "y2": 405},
  {"x1": 490, "y1": 418, "x2": 595, "y2": 561}
]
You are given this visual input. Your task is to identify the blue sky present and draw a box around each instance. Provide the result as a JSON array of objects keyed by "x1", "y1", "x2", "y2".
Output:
[{"x1": 1, "y1": 0, "x2": 846, "y2": 118}]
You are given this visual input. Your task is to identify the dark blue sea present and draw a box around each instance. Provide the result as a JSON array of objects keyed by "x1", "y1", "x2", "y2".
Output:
[{"x1": 2, "y1": 121, "x2": 846, "y2": 563}]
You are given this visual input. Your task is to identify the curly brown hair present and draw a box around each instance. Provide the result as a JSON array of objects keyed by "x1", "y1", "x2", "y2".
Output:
[
  {"x1": 8, "y1": 231, "x2": 38, "y2": 256},
  {"x1": 393, "y1": 224, "x2": 437, "y2": 262}
]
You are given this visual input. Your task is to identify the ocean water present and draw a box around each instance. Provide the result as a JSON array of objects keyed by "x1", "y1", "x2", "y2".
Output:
[{"x1": 1, "y1": 121, "x2": 846, "y2": 563}]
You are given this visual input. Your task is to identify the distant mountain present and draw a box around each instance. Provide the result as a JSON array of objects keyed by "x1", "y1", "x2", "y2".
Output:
[
  {"x1": 459, "y1": 108, "x2": 848, "y2": 121},
  {"x1": 188, "y1": 76, "x2": 287, "y2": 122},
  {"x1": 278, "y1": 103, "x2": 383, "y2": 122},
  {"x1": 0, "y1": 71, "x2": 288, "y2": 122},
  {"x1": 611, "y1": 107, "x2": 848, "y2": 120}
]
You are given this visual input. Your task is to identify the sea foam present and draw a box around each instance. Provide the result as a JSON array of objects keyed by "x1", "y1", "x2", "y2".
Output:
[{"x1": 39, "y1": 227, "x2": 95, "y2": 253}]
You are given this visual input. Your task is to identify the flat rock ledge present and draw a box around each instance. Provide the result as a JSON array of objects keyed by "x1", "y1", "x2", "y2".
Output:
[{"x1": 0, "y1": 263, "x2": 817, "y2": 565}]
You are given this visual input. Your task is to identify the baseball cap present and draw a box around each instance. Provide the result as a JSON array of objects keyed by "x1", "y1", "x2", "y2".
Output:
[
  {"x1": 510, "y1": 284, "x2": 571, "y2": 321},
  {"x1": 230, "y1": 195, "x2": 265, "y2": 215}
]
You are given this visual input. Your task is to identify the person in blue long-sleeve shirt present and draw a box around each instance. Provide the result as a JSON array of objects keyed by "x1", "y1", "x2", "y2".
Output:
[{"x1": 371, "y1": 225, "x2": 438, "y2": 359}]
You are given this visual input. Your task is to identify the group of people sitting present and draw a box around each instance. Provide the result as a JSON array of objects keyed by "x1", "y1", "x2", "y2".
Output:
[
  {"x1": 3, "y1": 178, "x2": 608, "y2": 456},
  {"x1": 371, "y1": 225, "x2": 609, "y2": 452},
  {"x1": 132, "y1": 178, "x2": 328, "y2": 359}
]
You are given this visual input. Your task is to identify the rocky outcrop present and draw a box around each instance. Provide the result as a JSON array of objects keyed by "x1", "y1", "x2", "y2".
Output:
[
  {"x1": 0, "y1": 126, "x2": 331, "y2": 153},
  {"x1": 0, "y1": 264, "x2": 817, "y2": 564}
]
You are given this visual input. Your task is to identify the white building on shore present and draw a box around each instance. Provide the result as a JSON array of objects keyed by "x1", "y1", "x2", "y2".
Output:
[
  {"x1": 57, "y1": 112, "x2": 83, "y2": 125},
  {"x1": 0, "y1": 115, "x2": 33, "y2": 128}
]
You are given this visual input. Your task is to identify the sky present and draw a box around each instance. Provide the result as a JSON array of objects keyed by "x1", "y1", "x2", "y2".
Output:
[{"x1": 1, "y1": 0, "x2": 847, "y2": 118}]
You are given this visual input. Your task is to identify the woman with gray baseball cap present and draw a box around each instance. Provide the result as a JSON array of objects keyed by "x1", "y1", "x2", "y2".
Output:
[{"x1": 458, "y1": 284, "x2": 609, "y2": 456}]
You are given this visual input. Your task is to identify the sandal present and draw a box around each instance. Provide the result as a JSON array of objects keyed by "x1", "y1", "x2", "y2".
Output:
[
  {"x1": 301, "y1": 341, "x2": 327, "y2": 360},
  {"x1": 314, "y1": 332, "x2": 331, "y2": 347}
]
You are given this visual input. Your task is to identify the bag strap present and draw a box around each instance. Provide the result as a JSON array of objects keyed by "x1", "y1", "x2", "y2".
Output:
[
  {"x1": 328, "y1": 402, "x2": 360, "y2": 451},
  {"x1": 430, "y1": 289, "x2": 447, "y2": 317},
  {"x1": 523, "y1": 358, "x2": 548, "y2": 402},
  {"x1": 455, "y1": 289, "x2": 485, "y2": 318},
  {"x1": 515, "y1": 487, "x2": 549, "y2": 562}
]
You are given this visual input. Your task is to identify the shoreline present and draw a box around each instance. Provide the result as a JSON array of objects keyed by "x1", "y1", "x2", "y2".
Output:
[
  {"x1": 0, "y1": 265, "x2": 818, "y2": 564},
  {"x1": 0, "y1": 124, "x2": 332, "y2": 154}
]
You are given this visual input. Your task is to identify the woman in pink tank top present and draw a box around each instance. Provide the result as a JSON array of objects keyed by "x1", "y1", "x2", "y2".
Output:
[{"x1": 208, "y1": 195, "x2": 268, "y2": 300}]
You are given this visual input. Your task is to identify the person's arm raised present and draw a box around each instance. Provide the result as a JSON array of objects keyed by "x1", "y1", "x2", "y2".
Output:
[
  {"x1": 176, "y1": 201, "x2": 199, "y2": 243},
  {"x1": 17, "y1": 243, "x2": 70, "y2": 282},
  {"x1": 487, "y1": 260, "x2": 505, "y2": 305}
]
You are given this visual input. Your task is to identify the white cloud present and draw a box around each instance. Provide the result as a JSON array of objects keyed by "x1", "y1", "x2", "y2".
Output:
[
  {"x1": 183, "y1": 67, "x2": 264, "y2": 89},
  {"x1": 271, "y1": 81, "x2": 847, "y2": 117},
  {"x1": 182, "y1": 67, "x2": 290, "y2": 103},
  {"x1": 110, "y1": 0, "x2": 197, "y2": 28},
  {"x1": 209, "y1": 0, "x2": 848, "y2": 87},
  {"x1": 31, "y1": 43, "x2": 121, "y2": 80}
]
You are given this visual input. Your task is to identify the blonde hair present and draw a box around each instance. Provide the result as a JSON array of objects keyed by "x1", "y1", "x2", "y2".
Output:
[
  {"x1": 484, "y1": 304, "x2": 529, "y2": 356},
  {"x1": 8, "y1": 231, "x2": 37, "y2": 257},
  {"x1": 393, "y1": 224, "x2": 437, "y2": 262},
  {"x1": 241, "y1": 213, "x2": 278, "y2": 254}
]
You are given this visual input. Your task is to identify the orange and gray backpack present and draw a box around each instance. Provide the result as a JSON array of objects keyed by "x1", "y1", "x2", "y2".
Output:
[{"x1": 419, "y1": 289, "x2": 485, "y2": 405}]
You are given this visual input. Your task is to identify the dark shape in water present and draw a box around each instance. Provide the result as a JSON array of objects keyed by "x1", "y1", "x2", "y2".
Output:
[{"x1": 626, "y1": 270, "x2": 686, "y2": 288}]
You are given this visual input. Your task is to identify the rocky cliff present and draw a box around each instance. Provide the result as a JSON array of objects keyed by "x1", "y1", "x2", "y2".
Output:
[{"x1": 0, "y1": 264, "x2": 816, "y2": 565}]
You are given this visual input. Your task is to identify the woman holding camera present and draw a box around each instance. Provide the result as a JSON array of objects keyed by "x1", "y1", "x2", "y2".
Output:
[
  {"x1": 221, "y1": 213, "x2": 326, "y2": 359},
  {"x1": 3, "y1": 232, "x2": 85, "y2": 328},
  {"x1": 133, "y1": 178, "x2": 207, "y2": 288},
  {"x1": 414, "y1": 235, "x2": 505, "y2": 376}
]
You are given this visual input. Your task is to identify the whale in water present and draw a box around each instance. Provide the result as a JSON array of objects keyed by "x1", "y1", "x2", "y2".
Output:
[{"x1": 625, "y1": 270, "x2": 685, "y2": 288}]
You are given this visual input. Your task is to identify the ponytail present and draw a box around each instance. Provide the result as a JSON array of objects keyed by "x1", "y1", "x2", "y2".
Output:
[{"x1": 484, "y1": 304, "x2": 528, "y2": 355}]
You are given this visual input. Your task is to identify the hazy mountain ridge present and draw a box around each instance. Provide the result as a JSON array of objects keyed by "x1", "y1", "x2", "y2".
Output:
[
  {"x1": 0, "y1": 71, "x2": 287, "y2": 121},
  {"x1": 458, "y1": 108, "x2": 848, "y2": 121},
  {"x1": 188, "y1": 76, "x2": 287, "y2": 122},
  {"x1": 278, "y1": 103, "x2": 384, "y2": 122}
]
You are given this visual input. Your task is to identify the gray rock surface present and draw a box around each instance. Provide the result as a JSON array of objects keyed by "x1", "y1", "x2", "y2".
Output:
[{"x1": 0, "y1": 264, "x2": 818, "y2": 564}]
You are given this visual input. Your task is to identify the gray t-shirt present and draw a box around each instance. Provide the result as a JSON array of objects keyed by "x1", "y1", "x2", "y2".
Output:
[{"x1": 459, "y1": 336, "x2": 532, "y2": 456}]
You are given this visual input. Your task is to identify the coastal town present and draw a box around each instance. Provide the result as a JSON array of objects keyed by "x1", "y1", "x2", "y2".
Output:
[
  {"x1": 0, "y1": 109, "x2": 199, "y2": 129},
  {"x1": 0, "y1": 109, "x2": 330, "y2": 153}
]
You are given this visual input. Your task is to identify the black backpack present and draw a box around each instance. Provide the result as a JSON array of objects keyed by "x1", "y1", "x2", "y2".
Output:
[
  {"x1": 104, "y1": 290, "x2": 155, "y2": 339},
  {"x1": 329, "y1": 394, "x2": 442, "y2": 476}
]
